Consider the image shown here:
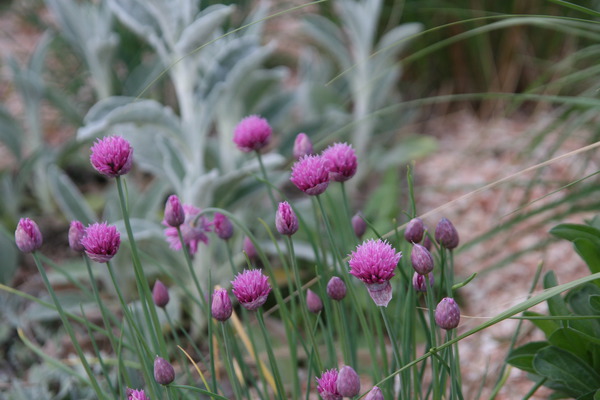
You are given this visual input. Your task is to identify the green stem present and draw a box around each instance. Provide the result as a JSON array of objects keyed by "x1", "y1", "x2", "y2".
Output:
[
  {"x1": 380, "y1": 308, "x2": 402, "y2": 369},
  {"x1": 256, "y1": 310, "x2": 286, "y2": 400},
  {"x1": 424, "y1": 273, "x2": 440, "y2": 399},
  {"x1": 31, "y1": 252, "x2": 106, "y2": 399},
  {"x1": 256, "y1": 151, "x2": 278, "y2": 210},
  {"x1": 220, "y1": 323, "x2": 244, "y2": 400}
]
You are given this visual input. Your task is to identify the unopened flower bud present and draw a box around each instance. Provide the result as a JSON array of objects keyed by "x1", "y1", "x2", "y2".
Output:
[
  {"x1": 435, "y1": 217, "x2": 459, "y2": 249},
  {"x1": 435, "y1": 297, "x2": 460, "y2": 330},
  {"x1": 276, "y1": 201, "x2": 299, "y2": 236},
  {"x1": 423, "y1": 234, "x2": 432, "y2": 251},
  {"x1": 404, "y1": 218, "x2": 425, "y2": 243},
  {"x1": 154, "y1": 356, "x2": 175, "y2": 385},
  {"x1": 213, "y1": 213, "x2": 234, "y2": 240},
  {"x1": 306, "y1": 289, "x2": 323, "y2": 313},
  {"x1": 351, "y1": 213, "x2": 367, "y2": 238},
  {"x1": 15, "y1": 218, "x2": 43, "y2": 253},
  {"x1": 365, "y1": 386, "x2": 384, "y2": 400},
  {"x1": 336, "y1": 366, "x2": 360, "y2": 397},
  {"x1": 327, "y1": 276, "x2": 347, "y2": 301},
  {"x1": 68, "y1": 220, "x2": 86, "y2": 253},
  {"x1": 293, "y1": 133, "x2": 313, "y2": 159},
  {"x1": 164, "y1": 195, "x2": 185, "y2": 227},
  {"x1": 412, "y1": 272, "x2": 434, "y2": 292},
  {"x1": 243, "y1": 237, "x2": 257, "y2": 259},
  {"x1": 211, "y1": 288, "x2": 233, "y2": 322},
  {"x1": 152, "y1": 280, "x2": 170, "y2": 308},
  {"x1": 411, "y1": 243, "x2": 434, "y2": 275}
]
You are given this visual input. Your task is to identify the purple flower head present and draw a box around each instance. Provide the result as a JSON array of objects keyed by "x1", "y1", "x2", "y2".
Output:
[
  {"x1": 15, "y1": 218, "x2": 43, "y2": 253},
  {"x1": 89, "y1": 135, "x2": 133, "y2": 178},
  {"x1": 213, "y1": 213, "x2": 234, "y2": 240},
  {"x1": 365, "y1": 386, "x2": 384, "y2": 400},
  {"x1": 411, "y1": 243, "x2": 434, "y2": 275},
  {"x1": 231, "y1": 269, "x2": 271, "y2": 311},
  {"x1": 68, "y1": 220, "x2": 86, "y2": 253},
  {"x1": 211, "y1": 288, "x2": 233, "y2": 322},
  {"x1": 163, "y1": 204, "x2": 212, "y2": 255},
  {"x1": 316, "y1": 369, "x2": 342, "y2": 400},
  {"x1": 152, "y1": 280, "x2": 170, "y2": 308},
  {"x1": 435, "y1": 297, "x2": 461, "y2": 330},
  {"x1": 306, "y1": 289, "x2": 323, "y2": 313},
  {"x1": 233, "y1": 115, "x2": 272, "y2": 152},
  {"x1": 275, "y1": 201, "x2": 298, "y2": 236},
  {"x1": 348, "y1": 239, "x2": 402, "y2": 307},
  {"x1": 404, "y1": 218, "x2": 425, "y2": 243},
  {"x1": 293, "y1": 132, "x2": 313, "y2": 159},
  {"x1": 337, "y1": 366, "x2": 360, "y2": 397},
  {"x1": 127, "y1": 388, "x2": 150, "y2": 400},
  {"x1": 412, "y1": 271, "x2": 434, "y2": 292},
  {"x1": 351, "y1": 213, "x2": 367, "y2": 238},
  {"x1": 80, "y1": 222, "x2": 120, "y2": 263},
  {"x1": 326, "y1": 276, "x2": 347, "y2": 301},
  {"x1": 243, "y1": 236, "x2": 258, "y2": 259},
  {"x1": 290, "y1": 155, "x2": 330, "y2": 196},
  {"x1": 435, "y1": 217, "x2": 459, "y2": 250},
  {"x1": 154, "y1": 356, "x2": 175, "y2": 385},
  {"x1": 163, "y1": 195, "x2": 185, "y2": 227},
  {"x1": 321, "y1": 142, "x2": 357, "y2": 182}
]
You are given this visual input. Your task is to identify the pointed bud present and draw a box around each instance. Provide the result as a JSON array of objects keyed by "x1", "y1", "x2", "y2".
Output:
[
  {"x1": 243, "y1": 237, "x2": 257, "y2": 259},
  {"x1": 15, "y1": 218, "x2": 43, "y2": 253},
  {"x1": 411, "y1": 243, "x2": 434, "y2": 275},
  {"x1": 404, "y1": 218, "x2": 425, "y2": 243},
  {"x1": 412, "y1": 272, "x2": 434, "y2": 292},
  {"x1": 213, "y1": 213, "x2": 234, "y2": 240},
  {"x1": 423, "y1": 234, "x2": 432, "y2": 251},
  {"x1": 365, "y1": 386, "x2": 384, "y2": 400},
  {"x1": 276, "y1": 201, "x2": 299, "y2": 236},
  {"x1": 435, "y1": 218, "x2": 459, "y2": 249},
  {"x1": 164, "y1": 195, "x2": 185, "y2": 227},
  {"x1": 306, "y1": 289, "x2": 323, "y2": 313},
  {"x1": 435, "y1": 297, "x2": 461, "y2": 330},
  {"x1": 154, "y1": 356, "x2": 175, "y2": 385},
  {"x1": 211, "y1": 288, "x2": 233, "y2": 322},
  {"x1": 68, "y1": 220, "x2": 86, "y2": 253},
  {"x1": 326, "y1": 276, "x2": 347, "y2": 301},
  {"x1": 293, "y1": 132, "x2": 313, "y2": 160},
  {"x1": 152, "y1": 280, "x2": 170, "y2": 308},
  {"x1": 336, "y1": 366, "x2": 360, "y2": 397},
  {"x1": 351, "y1": 213, "x2": 367, "y2": 238}
]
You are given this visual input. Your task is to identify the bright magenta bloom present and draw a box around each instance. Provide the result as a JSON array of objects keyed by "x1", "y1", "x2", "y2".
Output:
[
  {"x1": 68, "y1": 220, "x2": 86, "y2": 253},
  {"x1": 231, "y1": 269, "x2": 271, "y2": 311},
  {"x1": 337, "y1": 366, "x2": 360, "y2": 397},
  {"x1": 290, "y1": 155, "x2": 330, "y2": 196},
  {"x1": 163, "y1": 204, "x2": 211, "y2": 255},
  {"x1": 293, "y1": 132, "x2": 313, "y2": 159},
  {"x1": 348, "y1": 239, "x2": 402, "y2": 307},
  {"x1": 211, "y1": 288, "x2": 233, "y2": 322},
  {"x1": 233, "y1": 115, "x2": 272, "y2": 152},
  {"x1": 316, "y1": 369, "x2": 342, "y2": 400},
  {"x1": 275, "y1": 201, "x2": 298, "y2": 236},
  {"x1": 322, "y1": 142, "x2": 357, "y2": 182},
  {"x1": 163, "y1": 195, "x2": 185, "y2": 227},
  {"x1": 15, "y1": 218, "x2": 43, "y2": 253},
  {"x1": 213, "y1": 212, "x2": 234, "y2": 240},
  {"x1": 89, "y1": 135, "x2": 133, "y2": 177},
  {"x1": 127, "y1": 388, "x2": 150, "y2": 400},
  {"x1": 80, "y1": 222, "x2": 120, "y2": 263}
]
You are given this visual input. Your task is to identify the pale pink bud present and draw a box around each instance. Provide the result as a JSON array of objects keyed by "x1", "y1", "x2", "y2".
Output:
[
  {"x1": 326, "y1": 276, "x2": 347, "y2": 301},
  {"x1": 435, "y1": 297, "x2": 461, "y2": 330},
  {"x1": 411, "y1": 243, "x2": 434, "y2": 275},
  {"x1": 306, "y1": 289, "x2": 323, "y2": 313},
  {"x1": 15, "y1": 218, "x2": 43, "y2": 253},
  {"x1": 404, "y1": 218, "x2": 425, "y2": 243},
  {"x1": 243, "y1": 237, "x2": 257, "y2": 259},
  {"x1": 152, "y1": 280, "x2": 170, "y2": 308},
  {"x1": 68, "y1": 220, "x2": 86, "y2": 253},
  {"x1": 275, "y1": 201, "x2": 298, "y2": 236},
  {"x1": 435, "y1": 218, "x2": 459, "y2": 249},
  {"x1": 211, "y1": 288, "x2": 233, "y2": 322},
  {"x1": 412, "y1": 272, "x2": 434, "y2": 292},
  {"x1": 365, "y1": 386, "x2": 384, "y2": 400},
  {"x1": 154, "y1": 356, "x2": 175, "y2": 385},
  {"x1": 351, "y1": 213, "x2": 367, "y2": 238},
  {"x1": 293, "y1": 132, "x2": 313, "y2": 159},
  {"x1": 163, "y1": 195, "x2": 185, "y2": 227},
  {"x1": 336, "y1": 365, "x2": 360, "y2": 397},
  {"x1": 213, "y1": 213, "x2": 234, "y2": 240}
]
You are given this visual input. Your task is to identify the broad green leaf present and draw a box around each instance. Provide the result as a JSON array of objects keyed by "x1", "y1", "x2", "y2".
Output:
[
  {"x1": 550, "y1": 223, "x2": 600, "y2": 247},
  {"x1": 507, "y1": 341, "x2": 549, "y2": 374},
  {"x1": 46, "y1": 165, "x2": 95, "y2": 225},
  {"x1": 573, "y1": 238, "x2": 600, "y2": 276},
  {"x1": 533, "y1": 346, "x2": 600, "y2": 397},
  {"x1": 523, "y1": 311, "x2": 560, "y2": 338},
  {"x1": 544, "y1": 271, "x2": 570, "y2": 319},
  {"x1": 0, "y1": 225, "x2": 18, "y2": 284},
  {"x1": 548, "y1": 328, "x2": 589, "y2": 361},
  {"x1": 175, "y1": 5, "x2": 233, "y2": 54},
  {"x1": 0, "y1": 105, "x2": 22, "y2": 161},
  {"x1": 589, "y1": 295, "x2": 600, "y2": 313}
]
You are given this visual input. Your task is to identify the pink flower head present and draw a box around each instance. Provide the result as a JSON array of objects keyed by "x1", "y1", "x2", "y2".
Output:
[
  {"x1": 231, "y1": 269, "x2": 271, "y2": 311},
  {"x1": 68, "y1": 220, "x2": 86, "y2": 253},
  {"x1": 127, "y1": 388, "x2": 150, "y2": 400},
  {"x1": 233, "y1": 115, "x2": 272, "y2": 152},
  {"x1": 316, "y1": 369, "x2": 342, "y2": 400},
  {"x1": 213, "y1": 212, "x2": 234, "y2": 240},
  {"x1": 275, "y1": 201, "x2": 298, "y2": 236},
  {"x1": 293, "y1": 132, "x2": 313, "y2": 159},
  {"x1": 15, "y1": 218, "x2": 43, "y2": 253},
  {"x1": 163, "y1": 204, "x2": 212, "y2": 255},
  {"x1": 290, "y1": 155, "x2": 330, "y2": 196},
  {"x1": 89, "y1": 135, "x2": 133, "y2": 177},
  {"x1": 348, "y1": 239, "x2": 402, "y2": 307},
  {"x1": 80, "y1": 222, "x2": 121, "y2": 263},
  {"x1": 211, "y1": 288, "x2": 233, "y2": 322},
  {"x1": 163, "y1": 195, "x2": 185, "y2": 227},
  {"x1": 322, "y1": 142, "x2": 357, "y2": 182}
]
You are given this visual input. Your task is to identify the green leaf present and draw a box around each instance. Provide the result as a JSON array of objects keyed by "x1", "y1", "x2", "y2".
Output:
[
  {"x1": 0, "y1": 225, "x2": 18, "y2": 284},
  {"x1": 523, "y1": 311, "x2": 560, "y2": 338},
  {"x1": 0, "y1": 105, "x2": 22, "y2": 161},
  {"x1": 589, "y1": 295, "x2": 600, "y2": 313},
  {"x1": 544, "y1": 271, "x2": 570, "y2": 319},
  {"x1": 550, "y1": 223, "x2": 600, "y2": 247},
  {"x1": 594, "y1": 388, "x2": 600, "y2": 400},
  {"x1": 573, "y1": 238, "x2": 600, "y2": 277},
  {"x1": 548, "y1": 328, "x2": 590, "y2": 361},
  {"x1": 507, "y1": 341, "x2": 549, "y2": 374},
  {"x1": 533, "y1": 346, "x2": 600, "y2": 397},
  {"x1": 46, "y1": 165, "x2": 95, "y2": 225}
]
